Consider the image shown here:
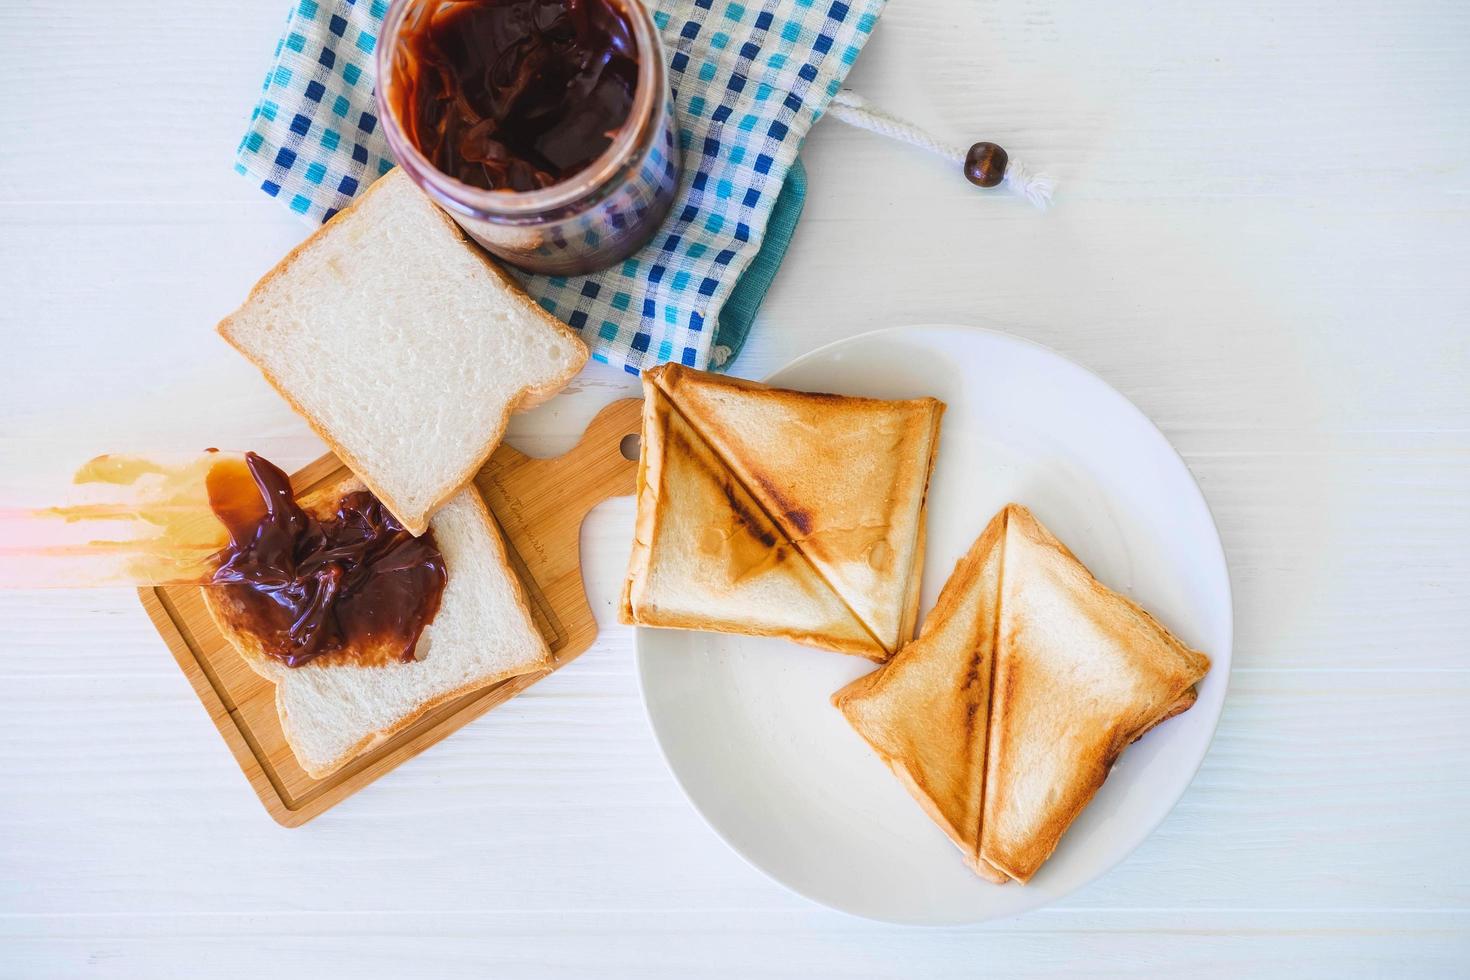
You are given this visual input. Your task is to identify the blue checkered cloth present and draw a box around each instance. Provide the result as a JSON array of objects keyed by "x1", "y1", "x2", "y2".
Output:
[{"x1": 235, "y1": 0, "x2": 884, "y2": 373}]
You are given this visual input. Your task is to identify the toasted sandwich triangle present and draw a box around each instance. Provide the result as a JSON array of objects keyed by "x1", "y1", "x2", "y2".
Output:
[
  {"x1": 978, "y1": 505, "x2": 1212, "y2": 882},
  {"x1": 620, "y1": 385, "x2": 878, "y2": 655},
  {"x1": 831, "y1": 510, "x2": 1010, "y2": 881},
  {"x1": 647, "y1": 364, "x2": 943, "y2": 657}
]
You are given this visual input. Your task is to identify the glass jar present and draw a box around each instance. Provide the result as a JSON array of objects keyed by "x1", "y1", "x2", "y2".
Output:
[{"x1": 375, "y1": 0, "x2": 681, "y2": 276}]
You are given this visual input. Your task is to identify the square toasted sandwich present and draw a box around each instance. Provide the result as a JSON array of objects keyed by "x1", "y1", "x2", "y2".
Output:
[
  {"x1": 833, "y1": 504, "x2": 1211, "y2": 882},
  {"x1": 620, "y1": 364, "x2": 945, "y2": 661}
]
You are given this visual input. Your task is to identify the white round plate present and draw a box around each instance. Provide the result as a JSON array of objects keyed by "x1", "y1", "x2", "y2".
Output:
[{"x1": 634, "y1": 324, "x2": 1232, "y2": 924}]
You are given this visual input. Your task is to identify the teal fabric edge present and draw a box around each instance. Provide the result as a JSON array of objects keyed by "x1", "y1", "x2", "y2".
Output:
[{"x1": 711, "y1": 158, "x2": 807, "y2": 372}]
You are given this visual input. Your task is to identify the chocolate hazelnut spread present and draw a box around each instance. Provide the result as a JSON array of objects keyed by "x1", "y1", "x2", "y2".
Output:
[
  {"x1": 206, "y1": 453, "x2": 447, "y2": 668},
  {"x1": 389, "y1": 0, "x2": 639, "y2": 192}
]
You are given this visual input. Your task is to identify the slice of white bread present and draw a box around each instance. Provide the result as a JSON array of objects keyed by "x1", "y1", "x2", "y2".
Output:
[
  {"x1": 646, "y1": 365, "x2": 944, "y2": 658},
  {"x1": 217, "y1": 168, "x2": 588, "y2": 535},
  {"x1": 833, "y1": 504, "x2": 1211, "y2": 883},
  {"x1": 202, "y1": 477, "x2": 552, "y2": 778},
  {"x1": 832, "y1": 512, "x2": 1008, "y2": 882},
  {"x1": 620, "y1": 384, "x2": 876, "y2": 655}
]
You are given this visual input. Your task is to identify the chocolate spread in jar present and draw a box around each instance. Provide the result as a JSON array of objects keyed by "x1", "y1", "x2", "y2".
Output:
[
  {"x1": 206, "y1": 453, "x2": 447, "y2": 668},
  {"x1": 389, "y1": 0, "x2": 639, "y2": 192}
]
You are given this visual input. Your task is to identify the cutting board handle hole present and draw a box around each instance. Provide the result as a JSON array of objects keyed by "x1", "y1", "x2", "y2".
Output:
[{"x1": 619, "y1": 433, "x2": 641, "y2": 461}]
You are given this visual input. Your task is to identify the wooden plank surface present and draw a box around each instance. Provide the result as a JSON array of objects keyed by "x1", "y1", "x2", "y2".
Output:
[{"x1": 2, "y1": 0, "x2": 1468, "y2": 975}]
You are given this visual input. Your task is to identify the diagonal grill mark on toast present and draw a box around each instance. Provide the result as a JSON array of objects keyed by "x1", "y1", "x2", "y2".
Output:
[
  {"x1": 974, "y1": 507, "x2": 1009, "y2": 871},
  {"x1": 763, "y1": 488, "x2": 814, "y2": 537},
  {"x1": 725, "y1": 482, "x2": 781, "y2": 549},
  {"x1": 650, "y1": 376, "x2": 892, "y2": 655},
  {"x1": 961, "y1": 646, "x2": 985, "y2": 732},
  {"x1": 665, "y1": 424, "x2": 782, "y2": 553}
]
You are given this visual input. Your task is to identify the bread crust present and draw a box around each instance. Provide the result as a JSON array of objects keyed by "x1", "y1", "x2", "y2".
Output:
[
  {"x1": 215, "y1": 169, "x2": 587, "y2": 535},
  {"x1": 618, "y1": 379, "x2": 661, "y2": 627}
]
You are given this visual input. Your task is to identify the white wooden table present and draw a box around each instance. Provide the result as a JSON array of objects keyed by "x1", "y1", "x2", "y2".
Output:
[{"x1": 3, "y1": 0, "x2": 1467, "y2": 975}]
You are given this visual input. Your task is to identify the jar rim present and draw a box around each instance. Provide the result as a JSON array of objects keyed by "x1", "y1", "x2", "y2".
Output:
[{"x1": 375, "y1": 0, "x2": 667, "y2": 222}]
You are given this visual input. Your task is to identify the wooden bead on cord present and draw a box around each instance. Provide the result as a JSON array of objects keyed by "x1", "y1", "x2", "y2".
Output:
[
  {"x1": 963, "y1": 142, "x2": 1009, "y2": 188},
  {"x1": 823, "y1": 89, "x2": 1054, "y2": 209}
]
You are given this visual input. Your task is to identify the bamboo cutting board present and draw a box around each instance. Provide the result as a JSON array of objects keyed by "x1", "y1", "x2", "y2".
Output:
[{"x1": 138, "y1": 398, "x2": 642, "y2": 827}]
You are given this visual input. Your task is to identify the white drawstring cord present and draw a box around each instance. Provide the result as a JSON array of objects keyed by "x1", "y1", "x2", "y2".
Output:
[{"x1": 825, "y1": 89, "x2": 1055, "y2": 211}]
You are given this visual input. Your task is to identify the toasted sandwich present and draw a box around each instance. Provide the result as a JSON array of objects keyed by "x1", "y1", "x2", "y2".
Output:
[
  {"x1": 620, "y1": 364, "x2": 945, "y2": 660},
  {"x1": 833, "y1": 504, "x2": 1211, "y2": 882}
]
